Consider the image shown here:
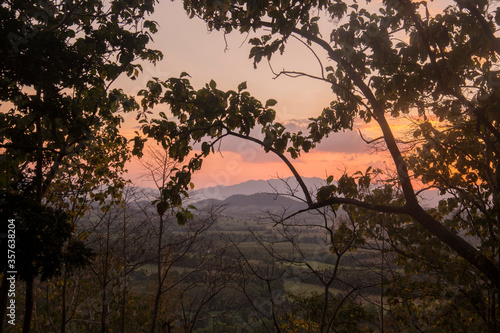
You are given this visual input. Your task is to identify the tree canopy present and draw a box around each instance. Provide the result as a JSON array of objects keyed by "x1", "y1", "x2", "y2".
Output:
[
  {"x1": 0, "y1": 0, "x2": 161, "y2": 330},
  {"x1": 0, "y1": 0, "x2": 161, "y2": 203},
  {"x1": 136, "y1": 0, "x2": 500, "y2": 292}
]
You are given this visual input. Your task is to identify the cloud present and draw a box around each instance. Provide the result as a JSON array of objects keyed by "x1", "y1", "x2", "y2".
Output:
[
  {"x1": 189, "y1": 118, "x2": 376, "y2": 164},
  {"x1": 314, "y1": 130, "x2": 368, "y2": 153},
  {"x1": 282, "y1": 119, "x2": 370, "y2": 154}
]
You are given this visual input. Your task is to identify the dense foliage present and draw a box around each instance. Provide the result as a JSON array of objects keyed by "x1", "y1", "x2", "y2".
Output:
[{"x1": 0, "y1": 0, "x2": 161, "y2": 331}]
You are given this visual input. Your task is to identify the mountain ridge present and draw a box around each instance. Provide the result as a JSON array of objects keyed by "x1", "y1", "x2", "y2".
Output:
[
  {"x1": 134, "y1": 176, "x2": 445, "y2": 212},
  {"x1": 190, "y1": 176, "x2": 325, "y2": 202},
  {"x1": 194, "y1": 192, "x2": 308, "y2": 218}
]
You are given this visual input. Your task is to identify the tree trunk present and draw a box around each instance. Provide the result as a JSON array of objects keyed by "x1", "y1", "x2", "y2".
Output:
[
  {"x1": 121, "y1": 207, "x2": 127, "y2": 333},
  {"x1": 0, "y1": 273, "x2": 9, "y2": 333},
  {"x1": 22, "y1": 277, "x2": 34, "y2": 333},
  {"x1": 150, "y1": 215, "x2": 164, "y2": 333},
  {"x1": 101, "y1": 220, "x2": 110, "y2": 333},
  {"x1": 60, "y1": 268, "x2": 67, "y2": 333},
  {"x1": 101, "y1": 291, "x2": 108, "y2": 333},
  {"x1": 410, "y1": 206, "x2": 500, "y2": 289}
]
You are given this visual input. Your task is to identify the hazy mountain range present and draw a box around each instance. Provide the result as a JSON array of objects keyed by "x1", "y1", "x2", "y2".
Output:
[
  {"x1": 194, "y1": 193, "x2": 308, "y2": 218},
  {"x1": 190, "y1": 177, "x2": 325, "y2": 202},
  {"x1": 136, "y1": 176, "x2": 445, "y2": 218},
  {"x1": 189, "y1": 176, "x2": 445, "y2": 218}
]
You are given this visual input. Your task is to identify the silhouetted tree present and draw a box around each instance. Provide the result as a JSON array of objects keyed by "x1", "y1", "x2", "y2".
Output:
[{"x1": 0, "y1": 0, "x2": 161, "y2": 330}]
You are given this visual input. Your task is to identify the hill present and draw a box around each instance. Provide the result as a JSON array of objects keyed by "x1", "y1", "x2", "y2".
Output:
[
  {"x1": 195, "y1": 193, "x2": 308, "y2": 218},
  {"x1": 190, "y1": 176, "x2": 325, "y2": 202},
  {"x1": 135, "y1": 175, "x2": 445, "y2": 210}
]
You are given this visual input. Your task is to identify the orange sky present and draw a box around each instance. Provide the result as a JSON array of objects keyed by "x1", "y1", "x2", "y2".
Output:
[{"x1": 120, "y1": 0, "x2": 445, "y2": 190}]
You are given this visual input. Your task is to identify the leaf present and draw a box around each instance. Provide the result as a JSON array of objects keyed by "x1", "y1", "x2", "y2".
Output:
[
  {"x1": 288, "y1": 147, "x2": 298, "y2": 159},
  {"x1": 302, "y1": 140, "x2": 312, "y2": 152},
  {"x1": 209, "y1": 79, "x2": 217, "y2": 90},
  {"x1": 265, "y1": 99, "x2": 277, "y2": 107},
  {"x1": 238, "y1": 81, "x2": 247, "y2": 92},
  {"x1": 156, "y1": 201, "x2": 169, "y2": 217},
  {"x1": 316, "y1": 185, "x2": 336, "y2": 202},
  {"x1": 176, "y1": 211, "x2": 186, "y2": 225},
  {"x1": 201, "y1": 142, "x2": 211, "y2": 155}
]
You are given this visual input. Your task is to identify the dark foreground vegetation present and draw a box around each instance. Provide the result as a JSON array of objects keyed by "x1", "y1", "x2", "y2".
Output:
[{"x1": 1, "y1": 0, "x2": 500, "y2": 332}]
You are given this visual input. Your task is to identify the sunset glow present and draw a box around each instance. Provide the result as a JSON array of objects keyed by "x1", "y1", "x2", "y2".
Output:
[{"x1": 120, "y1": 0, "x2": 435, "y2": 189}]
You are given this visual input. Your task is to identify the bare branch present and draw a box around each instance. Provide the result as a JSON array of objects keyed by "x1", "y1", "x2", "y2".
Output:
[
  {"x1": 357, "y1": 129, "x2": 384, "y2": 145},
  {"x1": 224, "y1": 128, "x2": 314, "y2": 206}
]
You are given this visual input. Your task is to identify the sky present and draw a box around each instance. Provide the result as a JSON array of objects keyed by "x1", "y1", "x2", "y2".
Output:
[{"x1": 120, "y1": 0, "x2": 447, "y2": 189}]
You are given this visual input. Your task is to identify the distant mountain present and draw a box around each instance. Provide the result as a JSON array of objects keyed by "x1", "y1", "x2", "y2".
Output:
[
  {"x1": 133, "y1": 175, "x2": 445, "y2": 213},
  {"x1": 191, "y1": 187, "x2": 446, "y2": 219},
  {"x1": 195, "y1": 193, "x2": 308, "y2": 218},
  {"x1": 190, "y1": 177, "x2": 325, "y2": 202}
]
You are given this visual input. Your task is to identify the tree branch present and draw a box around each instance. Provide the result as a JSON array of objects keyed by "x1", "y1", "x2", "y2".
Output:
[
  {"x1": 357, "y1": 129, "x2": 384, "y2": 144},
  {"x1": 224, "y1": 128, "x2": 314, "y2": 206},
  {"x1": 274, "y1": 197, "x2": 409, "y2": 226},
  {"x1": 458, "y1": 0, "x2": 500, "y2": 55}
]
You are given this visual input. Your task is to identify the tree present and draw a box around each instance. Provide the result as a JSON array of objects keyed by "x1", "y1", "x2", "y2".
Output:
[
  {"x1": 360, "y1": 193, "x2": 500, "y2": 331},
  {"x1": 281, "y1": 291, "x2": 374, "y2": 333},
  {"x1": 0, "y1": 0, "x2": 161, "y2": 330},
  {"x1": 137, "y1": 145, "x2": 177, "y2": 333},
  {"x1": 138, "y1": 145, "x2": 239, "y2": 333},
  {"x1": 134, "y1": 0, "x2": 500, "y2": 317},
  {"x1": 0, "y1": 192, "x2": 92, "y2": 332}
]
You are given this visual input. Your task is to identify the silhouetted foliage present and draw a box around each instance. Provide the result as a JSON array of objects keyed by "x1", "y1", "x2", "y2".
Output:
[
  {"x1": 0, "y1": 0, "x2": 161, "y2": 331},
  {"x1": 0, "y1": 192, "x2": 93, "y2": 282}
]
